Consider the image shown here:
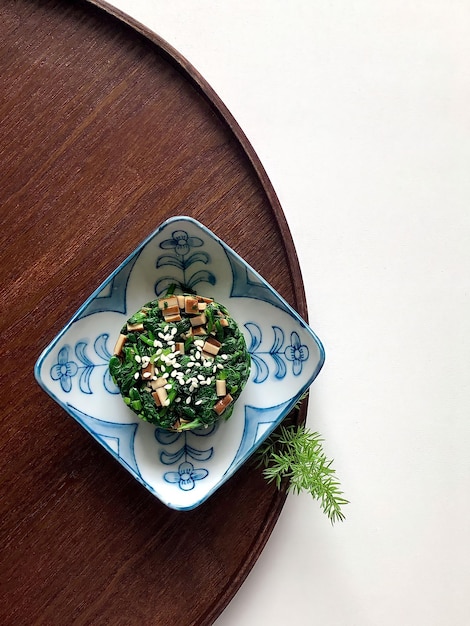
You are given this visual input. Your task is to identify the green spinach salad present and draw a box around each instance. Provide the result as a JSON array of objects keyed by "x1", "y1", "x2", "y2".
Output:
[{"x1": 109, "y1": 292, "x2": 251, "y2": 431}]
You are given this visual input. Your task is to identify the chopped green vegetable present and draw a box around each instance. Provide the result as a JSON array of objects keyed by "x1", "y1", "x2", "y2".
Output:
[{"x1": 110, "y1": 292, "x2": 250, "y2": 431}]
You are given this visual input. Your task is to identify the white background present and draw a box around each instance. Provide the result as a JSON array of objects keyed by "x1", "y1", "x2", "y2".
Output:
[{"x1": 104, "y1": 2, "x2": 469, "y2": 624}]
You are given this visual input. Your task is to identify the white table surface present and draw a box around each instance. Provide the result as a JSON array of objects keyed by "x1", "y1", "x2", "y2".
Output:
[{"x1": 102, "y1": 2, "x2": 470, "y2": 624}]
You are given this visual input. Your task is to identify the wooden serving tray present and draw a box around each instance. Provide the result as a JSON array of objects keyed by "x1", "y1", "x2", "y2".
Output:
[{"x1": 0, "y1": 1, "x2": 309, "y2": 623}]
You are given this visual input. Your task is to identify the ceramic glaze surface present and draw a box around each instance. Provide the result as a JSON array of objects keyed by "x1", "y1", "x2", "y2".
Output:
[{"x1": 35, "y1": 217, "x2": 325, "y2": 509}]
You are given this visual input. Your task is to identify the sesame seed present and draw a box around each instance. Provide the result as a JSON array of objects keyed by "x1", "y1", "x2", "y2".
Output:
[
  {"x1": 134, "y1": 355, "x2": 141, "y2": 363},
  {"x1": 206, "y1": 377, "x2": 212, "y2": 385},
  {"x1": 167, "y1": 340, "x2": 175, "y2": 346},
  {"x1": 154, "y1": 341, "x2": 163, "y2": 349},
  {"x1": 164, "y1": 384, "x2": 172, "y2": 390},
  {"x1": 162, "y1": 372, "x2": 169, "y2": 378},
  {"x1": 217, "y1": 363, "x2": 224, "y2": 369},
  {"x1": 158, "y1": 332, "x2": 165, "y2": 339},
  {"x1": 195, "y1": 351, "x2": 201, "y2": 360},
  {"x1": 213, "y1": 366, "x2": 217, "y2": 373},
  {"x1": 221, "y1": 354, "x2": 228, "y2": 360},
  {"x1": 142, "y1": 372, "x2": 151, "y2": 379},
  {"x1": 186, "y1": 396, "x2": 192, "y2": 404},
  {"x1": 164, "y1": 325, "x2": 169, "y2": 333},
  {"x1": 186, "y1": 361, "x2": 194, "y2": 368},
  {"x1": 171, "y1": 327, "x2": 177, "y2": 336},
  {"x1": 194, "y1": 340, "x2": 204, "y2": 347},
  {"x1": 164, "y1": 398, "x2": 170, "y2": 406},
  {"x1": 173, "y1": 362, "x2": 181, "y2": 368},
  {"x1": 134, "y1": 372, "x2": 139, "y2": 379},
  {"x1": 175, "y1": 397, "x2": 181, "y2": 403},
  {"x1": 160, "y1": 365, "x2": 166, "y2": 372},
  {"x1": 171, "y1": 370, "x2": 177, "y2": 377},
  {"x1": 195, "y1": 400, "x2": 202, "y2": 406}
]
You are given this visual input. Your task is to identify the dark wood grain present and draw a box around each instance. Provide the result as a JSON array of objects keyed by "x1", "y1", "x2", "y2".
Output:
[{"x1": 0, "y1": 1, "x2": 309, "y2": 624}]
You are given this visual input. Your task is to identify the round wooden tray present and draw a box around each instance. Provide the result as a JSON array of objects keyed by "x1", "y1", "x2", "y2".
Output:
[{"x1": 0, "y1": 1, "x2": 309, "y2": 623}]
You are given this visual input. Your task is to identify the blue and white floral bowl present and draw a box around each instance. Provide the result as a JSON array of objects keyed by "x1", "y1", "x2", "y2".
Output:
[{"x1": 34, "y1": 217, "x2": 325, "y2": 510}]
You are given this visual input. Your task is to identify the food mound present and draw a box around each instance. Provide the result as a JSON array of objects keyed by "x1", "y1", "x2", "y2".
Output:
[{"x1": 109, "y1": 292, "x2": 251, "y2": 431}]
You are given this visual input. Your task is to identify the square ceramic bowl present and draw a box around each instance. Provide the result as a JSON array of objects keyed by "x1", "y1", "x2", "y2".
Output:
[{"x1": 35, "y1": 216, "x2": 325, "y2": 510}]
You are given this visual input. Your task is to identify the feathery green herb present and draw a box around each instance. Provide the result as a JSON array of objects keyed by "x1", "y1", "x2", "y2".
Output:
[{"x1": 257, "y1": 422, "x2": 348, "y2": 524}]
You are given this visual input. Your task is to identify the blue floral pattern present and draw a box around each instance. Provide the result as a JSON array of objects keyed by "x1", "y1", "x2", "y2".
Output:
[
  {"x1": 50, "y1": 334, "x2": 118, "y2": 394},
  {"x1": 155, "y1": 229, "x2": 216, "y2": 295},
  {"x1": 155, "y1": 424, "x2": 215, "y2": 491},
  {"x1": 285, "y1": 331, "x2": 309, "y2": 376},
  {"x1": 163, "y1": 461, "x2": 209, "y2": 491},
  {"x1": 245, "y1": 323, "x2": 310, "y2": 382},
  {"x1": 50, "y1": 346, "x2": 78, "y2": 392}
]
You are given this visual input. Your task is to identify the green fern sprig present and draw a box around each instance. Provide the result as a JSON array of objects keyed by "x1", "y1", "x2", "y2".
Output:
[{"x1": 257, "y1": 424, "x2": 348, "y2": 524}]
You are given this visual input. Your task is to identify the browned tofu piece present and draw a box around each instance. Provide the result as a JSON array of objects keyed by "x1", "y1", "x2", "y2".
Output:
[
  {"x1": 202, "y1": 337, "x2": 221, "y2": 356},
  {"x1": 190, "y1": 313, "x2": 207, "y2": 327},
  {"x1": 185, "y1": 296, "x2": 199, "y2": 314},
  {"x1": 127, "y1": 322, "x2": 144, "y2": 332},
  {"x1": 158, "y1": 296, "x2": 178, "y2": 310},
  {"x1": 113, "y1": 333, "x2": 127, "y2": 355},
  {"x1": 141, "y1": 361, "x2": 155, "y2": 379},
  {"x1": 213, "y1": 394, "x2": 233, "y2": 416}
]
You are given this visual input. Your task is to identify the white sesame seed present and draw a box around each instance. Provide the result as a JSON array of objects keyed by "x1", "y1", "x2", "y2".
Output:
[
  {"x1": 164, "y1": 384, "x2": 172, "y2": 390},
  {"x1": 213, "y1": 366, "x2": 217, "y2": 373},
  {"x1": 158, "y1": 332, "x2": 165, "y2": 339},
  {"x1": 186, "y1": 396, "x2": 192, "y2": 404},
  {"x1": 167, "y1": 340, "x2": 175, "y2": 346},
  {"x1": 195, "y1": 351, "x2": 201, "y2": 360},
  {"x1": 164, "y1": 398, "x2": 170, "y2": 406},
  {"x1": 175, "y1": 397, "x2": 181, "y2": 403},
  {"x1": 152, "y1": 375, "x2": 158, "y2": 380},
  {"x1": 217, "y1": 363, "x2": 224, "y2": 370},
  {"x1": 189, "y1": 355, "x2": 196, "y2": 362},
  {"x1": 173, "y1": 362, "x2": 181, "y2": 368},
  {"x1": 195, "y1": 400, "x2": 202, "y2": 406},
  {"x1": 194, "y1": 340, "x2": 204, "y2": 347},
  {"x1": 186, "y1": 361, "x2": 194, "y2": 368},
  {"x1": 154, "y1": 341, "x2": 163, "y2": 349},
  {"x1": 160, "y1": 365, "x2": 166, "y2": 372},
  {"x1": 162, "y1": 372, "x2": 169, "y2": 378},
  {"x1": 171, "y1": 327, "x2": 177, "y2": 336},
  {"x1": 134, "y1": 372, "x2": 139, "y2": 379},
  {"x1": 134, "y1": 355, "x2": 141, "y2": 363},
  {"x1": 171, "y1": 370, "x2": 177, "y2": 377},
  {"x1": 189, "y1": 384, "x2": 195, "y2": 393},
  {"x1": 221, "y1": 354, "x2": 228, "y2": 360},
  {"x1": 164, "y1": 325, "x2": 169, "y2": 333},
  {"x1": 206, "y1": 377, "x2": 212, "y2": 385},
  {"x1": 142, "y1": 372, "x2": 151, "y2": 379}
]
